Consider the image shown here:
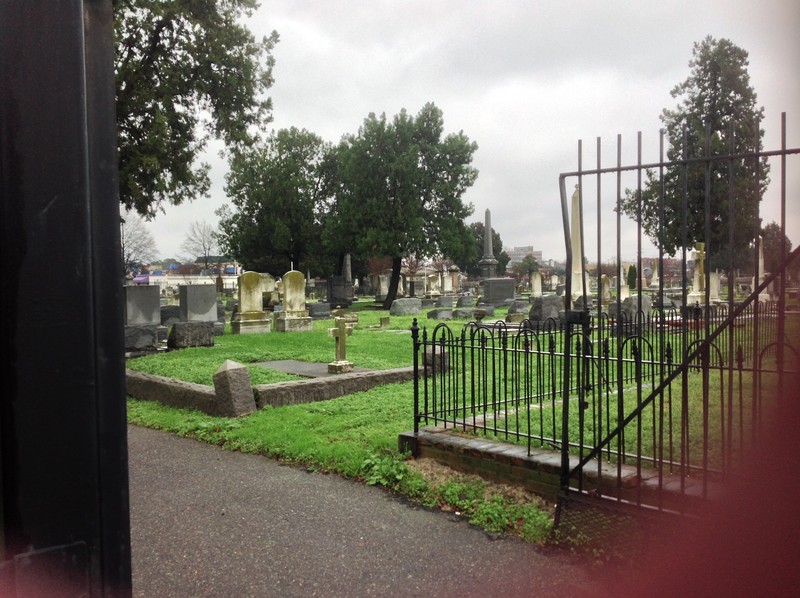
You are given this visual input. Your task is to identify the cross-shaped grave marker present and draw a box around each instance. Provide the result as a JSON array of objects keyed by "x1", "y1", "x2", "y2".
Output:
[{"x1": 327, "y1": 316, "x2": 355, "y2": 373}]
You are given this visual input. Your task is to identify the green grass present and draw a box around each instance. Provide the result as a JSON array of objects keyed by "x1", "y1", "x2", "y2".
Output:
[{"x1": 126, "y1": 303, "x2": 554, "y2": 543}]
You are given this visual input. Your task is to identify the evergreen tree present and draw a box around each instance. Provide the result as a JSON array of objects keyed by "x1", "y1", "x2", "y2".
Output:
[{"x1": 619, "y1": 37, "x2": 769, "y2": 270}]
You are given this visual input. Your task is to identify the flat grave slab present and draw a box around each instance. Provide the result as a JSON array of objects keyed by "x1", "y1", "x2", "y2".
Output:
[{"x1": 253, "y1": 359, "x2": 372, "y2": 378}]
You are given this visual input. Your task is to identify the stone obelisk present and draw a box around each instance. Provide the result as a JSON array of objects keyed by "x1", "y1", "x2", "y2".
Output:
[
  {"x1": 570, "y1": 185, "x2": 585, "y2": 300},
  {"x1": 478, "y1": 208, "x2": 498, "y2": 279}
]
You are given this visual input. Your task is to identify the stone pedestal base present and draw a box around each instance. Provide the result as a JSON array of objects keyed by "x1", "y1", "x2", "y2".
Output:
[
  {"x1": 274, "y1": 316, "x2": 313, "y2": 332},
  {"x1": 232, "y1": 311, "x2": 271, "y2": 334},
  {"x1": 327, "y1": 360, "x2": 353, "y2": 374}
]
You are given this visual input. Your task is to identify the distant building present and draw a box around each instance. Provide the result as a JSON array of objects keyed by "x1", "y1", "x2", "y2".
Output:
[{"x1": 506, "y1": 246, "x2": 543, "y2": 266}]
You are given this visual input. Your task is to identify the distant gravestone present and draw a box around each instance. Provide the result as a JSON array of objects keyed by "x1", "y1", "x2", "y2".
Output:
[
  {"x1": 179, "y1": 285, "x2": 217, "y2": 322},
  {"x1": 213, "y1": 360, "x2": 256, "y2": 417},
  {"x1": 709, "y1": 272, "x2": 721, "y2": 303},
  {"x1": 530, "y1": 272, "x2": 543, "y2": 297},
  {"x1": 232, "y1": 271, "x2": 271, "y2": 334},
  {"x1": 600, "y1": 275, "x2": 612, "y2": 304},
  {"x1": 505, "y1": 300, "x2": 530, "y2": 323},
  {"x1": 389, "y1": 297, "x2": 422, "y2": 315},
  {"x1": 125, "y1": 285, "x2": 160, "y2": 325},
  {"x1": 426, "y1": 308, "x2": 452, "y2": 320},
  {"x1": 435, "y1": 295, "x2": 455, "y2": 308},
  {"x1": 529, "y1": 295, "x2": 563, "y2": 322},
  {"x1": 124, "y1": 285, "x2": 163, "y2": 352},
  {"x1": 167, "y1": 321, "x2": 215, "y2": 348},
  {"x1": 327, "y1": 275, "x2": 354, "y2": 307},
  {"x1": 457, "y1": 294, "x2": 475, "y2": 307},
  {"x1": 479, "y1": 278, "x2": 515, "y2": 305},
  {"x1": 308, "y1": 303, "x2": 332, "y2": 319},
  {"x1": 275, "y1": 270, "x2": 313, "y2": 332}
]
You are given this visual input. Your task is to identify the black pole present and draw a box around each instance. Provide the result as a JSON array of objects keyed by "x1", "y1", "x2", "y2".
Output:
[{"x1": 0, "y1": 1, "x2": 132, "y2": 595}]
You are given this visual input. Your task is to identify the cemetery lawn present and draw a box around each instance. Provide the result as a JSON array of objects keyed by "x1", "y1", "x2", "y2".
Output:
[{"x1": 127, "y1": 305, "x2": 555, "y2": 543}]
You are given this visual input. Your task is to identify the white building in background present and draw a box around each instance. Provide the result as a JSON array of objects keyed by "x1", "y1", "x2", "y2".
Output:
[{"x1": 506, "y1": 246, "x2": 543, "y2": 266}]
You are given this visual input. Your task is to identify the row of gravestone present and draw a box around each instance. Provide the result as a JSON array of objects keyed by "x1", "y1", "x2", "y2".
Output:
[
  {"x1": 396, "y1": 293, "x2": 660, "y2": 325},
  {"x1": 124, "y1": 284, "x2": 225, "y2": 353},
  {"x1": 125, "y1": 270, "x2": 322, "y2": 353}
]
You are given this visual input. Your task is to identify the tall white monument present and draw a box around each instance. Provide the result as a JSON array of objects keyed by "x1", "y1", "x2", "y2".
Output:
[{"x1": 569, "y1": 185, "x2": 585, "y2": 301}]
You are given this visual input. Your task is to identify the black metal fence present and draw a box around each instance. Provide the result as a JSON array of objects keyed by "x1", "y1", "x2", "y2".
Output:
[{"x1": 411, "y1": 114, "x2": 799, "y2": 514}]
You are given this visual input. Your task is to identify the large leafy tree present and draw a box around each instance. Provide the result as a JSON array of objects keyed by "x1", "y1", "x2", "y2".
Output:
[
  {"x1": 511, "y1": 253, "x2": 539, "y2": 282},
  {"x1": 332, "y1": 103, "x2": 478, "y2": 308},
  {"x1": 114, "y1": 0, "x2": 279, "y2": 218},
  {"x1": 458, "y1": 221, "x2": 510, "y2": 278},
  {"x1": 761, "y1": 221, "x2": 792, "y2": 275},
  {"x1": 619, "y1": 37, "x2": 769, "y2": 270},
  {"x1": 218, "y1": 127, "x2": 336, "y2": 275}
]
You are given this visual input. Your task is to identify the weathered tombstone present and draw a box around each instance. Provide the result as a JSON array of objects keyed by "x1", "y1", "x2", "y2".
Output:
[
  {"x1": 709, "y1": 271, "x2": 721, "y2": 303},
  {"x1": 328, "y1": 317, "x2": 355, "y2": 373},
  {"x1": 124, "y1": 285, "x2": 163, "y2": 352},
  {"x1": 274, "y1": 270, "x2": 313, "y2": 332},
  {"x1": 125, "y1": 285, "x2": 160, "y2": 325},
  {"x1": 505, "y1": 300, "x2": 530, "y2": 323},
  {"x1": 179, "y1": 284, "x2": 217, "y2": 322},
  {"x1": 479, "y1": 278, "x2": 515, "y2": 305},
  {"x1": 308, "y1": 302, "x2": 332, "y2": 319},
  {"x1": 529, "y1": 295, "x2": 563, "y2": 322},
  {"x1": 649, "y1": 264, "x2": 660, "y2": 289},
  {"x1": 374, "y1": 274, "x2": 391, "y2": 302},
  {"x1": 442, "y1": 271, "x2": 453, "y2": 293},
  {"x1": 389, "y1": 297, "x2": 422, "y2": 315},
  {"x1": 435, "y1": 295, "x2": 455, "y2": 308},
  {"x1": 167, "y1": 321, "x2": 215, "y2": 348},
  {"x1": 599, "y1": 275, "x2": 612, "y2": 305},
  {"x1": 457, "y1": 294, "x2": 475, "y2": 307},
  {"x1": 531, "y1": 271, "x2": 543, "y2": 297},
  {"x1": 426, "y1": 308, "x2": 453, "y2": 320},
  {"x1": 327, "y1": 275, "x2": 354, "y2": 307},
  {"x1": 261, "y1": 273, "x2": 279, "y2": 309},
  {"x1": 618, "y1": 294, "x2": 653, "y2": 336},
  {"x1": 212, "y1": 360, "x2": 257, "y2": 417},
  {"x1": 232, "y1": 271, "x2": 271, "y2": 334}
]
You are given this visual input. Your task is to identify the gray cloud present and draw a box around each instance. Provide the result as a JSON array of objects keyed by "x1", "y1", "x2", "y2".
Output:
[{"x1": 147, "y1": 0, "x2": 800, "y2": 264}]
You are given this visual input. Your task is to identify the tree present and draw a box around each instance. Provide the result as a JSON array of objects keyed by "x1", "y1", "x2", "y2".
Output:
[
  {"x1": 218, "y1": 127, "x2": 336, "y2": 275},
  {"x1": 179, "y1": 220, "x2": 219, "y2": 269},
  {"x1": 459, "y1": 221, "x2": 510, "y2": 278},
  {"x1": 114, "y1": 0, "x2": 279, "y2": 218},
  {"x1": 332, "y1": 103, "x2": 478, "y2": 308},
  {"x1": 619, "y1": 37, "x2": 770, "y2": 270},
  {"x1": 627, "y1": 264, "x2": 638, "y2": 290},
  {"x1": 120, "y1": 210, "x2": 159, "y2": 275},
  {"x1": 761, "y1": 221, "x2": 792, "y2": 275},
  {"x1": 511, "y1": 253, "x2": 539, "y2": 282}
]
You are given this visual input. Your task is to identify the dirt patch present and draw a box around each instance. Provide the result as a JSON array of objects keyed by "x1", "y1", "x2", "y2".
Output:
[{"x1": 406, "y1": 456, "x2": 557, "y2": 516}]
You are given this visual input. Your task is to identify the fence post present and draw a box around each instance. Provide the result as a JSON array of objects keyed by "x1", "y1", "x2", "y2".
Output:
[{"x1": 412, "y1": 318, "x2": 420, "y2": 436}]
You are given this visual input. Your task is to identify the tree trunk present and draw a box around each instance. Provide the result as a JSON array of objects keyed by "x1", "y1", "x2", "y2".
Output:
[{"x1": 382, "y1": 256, "x2": 403, "y2": 309}]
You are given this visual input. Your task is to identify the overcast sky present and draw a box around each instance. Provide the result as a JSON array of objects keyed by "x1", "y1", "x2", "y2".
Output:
[{"x1": 143, "y1": 0, "x2": 800, "y2": 265}]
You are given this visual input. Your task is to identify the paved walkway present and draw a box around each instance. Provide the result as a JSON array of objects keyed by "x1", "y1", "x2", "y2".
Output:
[{"x1": 128, "y1": 425, "x2": 607, "y2": 597}]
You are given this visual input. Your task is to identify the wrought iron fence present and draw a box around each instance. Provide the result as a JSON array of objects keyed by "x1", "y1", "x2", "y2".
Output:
[{"x1": 410, "y1": 113, "x2": 799, "y2": 514}]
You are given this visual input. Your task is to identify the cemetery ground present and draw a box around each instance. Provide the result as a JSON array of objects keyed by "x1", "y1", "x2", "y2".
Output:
[
  {"x1": 127, "y1": 294, "x2": 800, "y2": 565},
  {"x1": 126, "y1": 303, "x2": 559, "y2": 546}
]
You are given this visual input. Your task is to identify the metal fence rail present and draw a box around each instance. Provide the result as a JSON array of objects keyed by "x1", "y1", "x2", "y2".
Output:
[{"x1": 411, "y1": 114, "x2": 799, "y2": 514}]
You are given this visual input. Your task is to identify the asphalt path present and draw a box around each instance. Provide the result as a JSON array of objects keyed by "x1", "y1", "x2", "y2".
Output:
[{"x1": 128, "y1": 425, "x2": 607, "y2": 597}]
